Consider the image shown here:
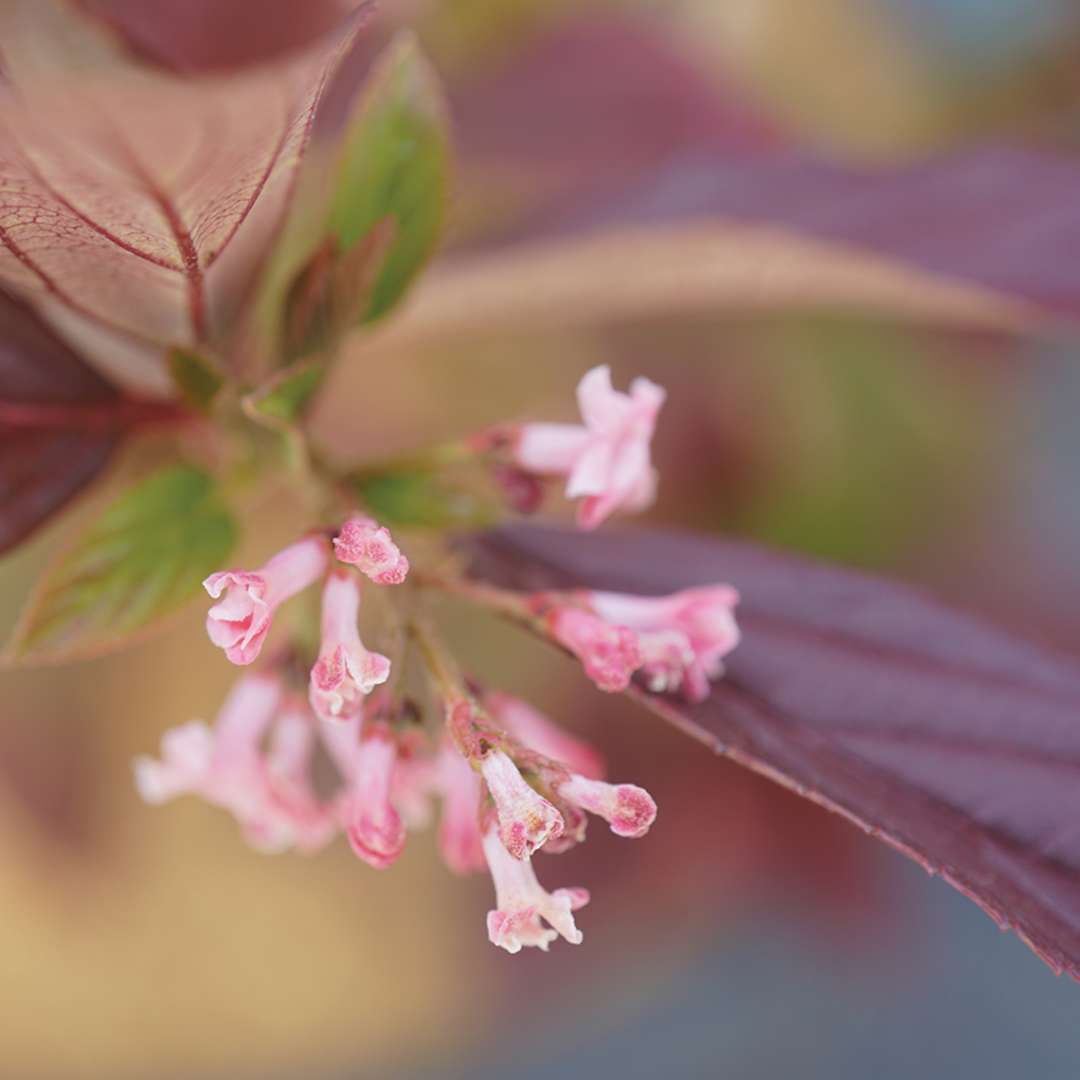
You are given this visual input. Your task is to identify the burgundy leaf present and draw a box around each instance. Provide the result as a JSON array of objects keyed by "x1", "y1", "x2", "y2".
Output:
[
  {"x1": 451, "y1": 16, "x2": 775, "y2": 202},
  {"x1": 402, "y1": 14, "x2": 1080, "y2": 339},
  {"x1": 0, "y1": 288, "x2": 171, "y2": 553},
  {"x1": 462, "y1": 524, "x2": 1080, "y2": 980},
  {"x1": 75, "y1": 0, "x2": 363, "y2": 73},
  {"x1": 511, "y1": 145, "x2": 1080, "y2": 322},
  {"x1": 0, "y1": 2, "x2": 360, "y2": 391}
]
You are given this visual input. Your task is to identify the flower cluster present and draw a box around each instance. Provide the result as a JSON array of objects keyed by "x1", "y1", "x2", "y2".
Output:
[{"x1": 136, "y1": 368, "x2": 741, "y2": 952}]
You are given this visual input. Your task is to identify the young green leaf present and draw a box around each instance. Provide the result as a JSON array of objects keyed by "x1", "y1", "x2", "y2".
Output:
[
  {"x1": 353, "y1": 468, "x2": 495, "y2": 529},
  {"x1": 8, "y1": 463, "x2": 236, "y2": 663},
  {"x1": 167, "y1": 348, "x2": 225, "y2": 413},
  {"x1": 326, "y1": 30, "x2": 451, "y2": 324},
  {"x1": 241, "y1": 359, "x2": 326, "y2": 431},
  {"x1": 281, "y1": 221, "x2": 395, "y2": 361}
]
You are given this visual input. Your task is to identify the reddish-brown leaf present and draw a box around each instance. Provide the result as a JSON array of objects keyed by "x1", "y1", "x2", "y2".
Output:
[
  {"x1": 0, "y1": 288, "x2": 169, "y2": 553},
  {"x1": 0, "y1": 2, "x2": 361, "y2": 391},
  {"x1": 75, "y1": 0, "x2": 364, "y2": 72},
  {"x1": 462, "y1": 524, "x2": 1080, "y2": 980}
]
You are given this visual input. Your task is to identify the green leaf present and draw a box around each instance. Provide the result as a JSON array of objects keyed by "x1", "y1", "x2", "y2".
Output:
[
  {"x1": 326, "y1": 30, "x2": 451, "y2": 323},
  {"x1": 257, "y1": 29, "x2": 451, "y2": 366},
  {"x1": 353, "y1": 469, "x2": 495, "y2": 529},
  {"x1": 7, "y1": 464, "x2": 236, "y2": 663},
  {"x1": 167, "y1": 347, "x2": 224, "y2": 412},
  {"x1": 242, "y1": 359, "x2": 326, "y2": 430}
]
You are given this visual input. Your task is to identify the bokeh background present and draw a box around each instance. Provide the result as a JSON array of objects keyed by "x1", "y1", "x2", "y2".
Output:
[{"x1": 3, "y1": 0, "x2": 1080, "y2": 1076}]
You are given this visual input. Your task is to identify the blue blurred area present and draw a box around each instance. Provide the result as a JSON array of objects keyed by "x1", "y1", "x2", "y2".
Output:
[
  {"x1": 886, "y1": 0, "x2": 1078, "y2": 71},
  {"x1": 390, "y1": 857, "x2": 1080, "y2": 1080}
]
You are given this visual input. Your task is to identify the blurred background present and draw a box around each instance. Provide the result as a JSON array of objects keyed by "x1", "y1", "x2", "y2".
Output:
[{"x1": 3, "y1": 0, "x2": 1080, "y2": 1076}]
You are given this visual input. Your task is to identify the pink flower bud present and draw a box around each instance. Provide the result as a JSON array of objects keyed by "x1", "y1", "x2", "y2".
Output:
[
  {"x1": 556, "y1": 774, "x2": 658, "y2": 838},
  {"x1": 634, "y1": 628, "x2": 697, "y2": 696},
  {"x1": 485, "y1": 691, "x2": 605, "y2": 779},
  {"x1": 333, "y1": 515, "x2": 410, "y2": 585},
  {"x1": 340, "y1": 725, "x2": 406, "y2": 870},
  {"x1": 548, "y1": 606, "x2": 642, "y2": 693},
  {"x1": 491, "y1": 463, "x2": 545, "y2": 515},
  {"x1": 309, "y1": 571, "x2": 391, "y2": 722},
  {"x1": 590, "y1": 585, "x2": 740, "y2": 702},
  {"x1": 479, "y1": 749, "x2": 564, "y2": 859},
  {"x1": 513, "y1": 364, "x2": 665, "y2": 530},
  {"x1": 204, "y1": 535, "x2": 328, "y2": 665},
  {"x1": 435, "y1": 742, "x2": 486, "y2": 874},
  {"x1": 482, "y1": 827, "x2": 588, "y2": 953}
]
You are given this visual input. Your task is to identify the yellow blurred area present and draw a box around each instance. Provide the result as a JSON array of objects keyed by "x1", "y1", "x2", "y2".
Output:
[
  {"x1": 0, "y1": 596, "x2": 479, "y2": 1079},
  {"x1": 680, "y1": 0, "x2": 946, "y2": 155}
]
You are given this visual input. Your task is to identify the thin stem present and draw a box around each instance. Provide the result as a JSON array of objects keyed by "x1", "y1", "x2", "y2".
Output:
[
  {"x1": 379, "y1": 596, "x2": 411, "y2": 715},
  {"x1": 349, "y1": 439, "x2": 477, "y2": 484},
  {"x1": 413, "y1": 571, "x2": 542, "y2": 628},
  {"x1": 408, "y1": 617, "x2": 466, "y2": 701}
]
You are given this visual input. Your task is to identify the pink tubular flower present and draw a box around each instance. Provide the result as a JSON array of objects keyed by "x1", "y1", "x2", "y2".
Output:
[
  {"x1": 479, "y1": 749, "x2": 564, "y2": 859},
  {"x1": 133, "y1": 674, "x2": 335, "y2": 853},
  {"x1": 483, "y1": 827, "x2": 589, "y2": 954},
  {"x1": 309, "y1": 570, "x2": 391, "y2": 722},
  {"x1": 513, "y1": 364, "x2": 665, "y2": 530},
  {"x1": 590, "y1": 585, "x2": 741, "y2": 702},
  {"x1": 134, "y1": 721, "x2": 215, "y2": 805},
  {"x1": 556, "y1": 774, "x2": 657, "y2": 838},
  {"x1": 435, "y1": 742, "x2": 486, "y2": 874},
  {"x1": 339, "y1": 725, "x2": 406, "y2": 870},
  {"x1": 333, "y1": 515, "x2": 410, "y2": 585},
  {"x1": 547, "y1": 606, "x2": 642, "y2": 693},
  {"x1": 393, "y1": 753, "x2": 438, "y2": 832},
  {"x1": 246, "y1": 702, "x2": 339, "y2": 854},
  {"x1": 204, "y1": 535, "x2": 328, "y2": 665}
]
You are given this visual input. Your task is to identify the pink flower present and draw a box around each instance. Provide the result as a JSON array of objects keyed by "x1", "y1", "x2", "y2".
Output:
[
  {"x1": 491, "y1": 464, "x2": 545, "y2": 515},
  {"x1": 333, "y1": 515, "x2": 410, "y2": 585},
  {"x1": 134, "y1": 721, "x2": 215, "y2": 805},
  {"x1": 338, "y1": 725, "x2": 407, "y2": 870},
  {"x1": 133, "y1": 674, "x2": 335, "y2": 853},
  {"x1": 514, "y1": 364, "x2": 665, "y2": 529},
  {"x1": 479, "y1": 749, "x2": 564, "y2": 859},
  {"x1": 245, "y1": 701, "x2": 339, "y2": 854},
  {"x1": 204, "y1": 535, "x2": 328, "y2": 665},
  {"x1": 485, "y1": 691, "x2": 605, "y2": 779},
  {"x1": 309, "y1": 571, "x2": 391, "y2": 722},
  {"x1": 435, "y1": 742, "x2": 486, "y2": 874},
  {"x1": 392, "y1": 752, "x2": 439, "y2": 832},
  {"x1": 590, "y1": 586, "x2": 740, "y2": 702},
  {"x1": 483, "y1": 827, "x2": 589, "y2": 953},
  {"x1": 556, "y1": 774, "x2": 658, "y2": 838},
  {"x1": 547, "y1": 606, "x2": 643, "y2": 693}
]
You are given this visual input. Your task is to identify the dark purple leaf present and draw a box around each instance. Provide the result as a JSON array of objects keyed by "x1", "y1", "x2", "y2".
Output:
[
  {"x1": 75, "y1": 0, "x2": 366, "y2": 72},
  {"x1": 511, "y1": 146, "x2": 1080, "y2": 322},
  {"x1": 0, "y1": 289, "x2": 171, "y2": 554},
  {"x1": 451, "y1": 16, "x2": 775, "y2": 200},
  {"x1": 462, "y1": 524, "x2": 1080, "y2": 981},
  {"x1": 435, "y1": 15, "x2": 1080, "y2": 330}
]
